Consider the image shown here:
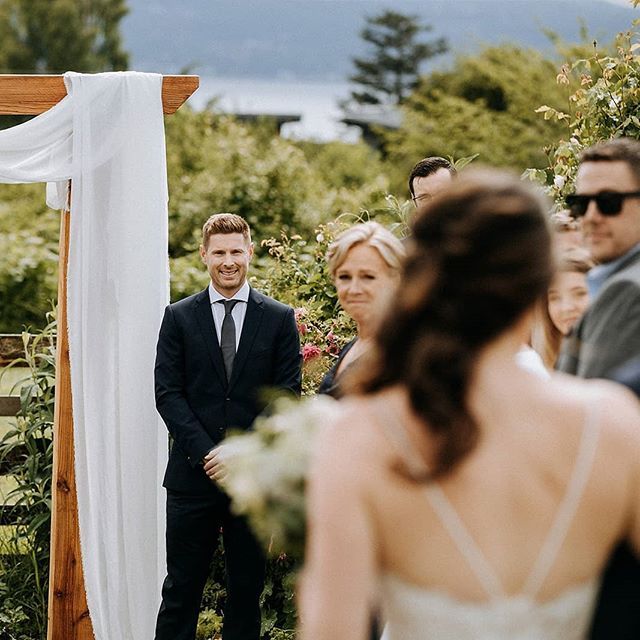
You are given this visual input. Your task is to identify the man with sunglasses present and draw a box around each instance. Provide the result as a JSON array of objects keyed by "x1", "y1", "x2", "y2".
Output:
[
  {"x1": 559, "y1": 138, "x2": 640, "y2": 376},
  {"x1": 558, "y1": 137, "x2": 640, "y2": 640}
]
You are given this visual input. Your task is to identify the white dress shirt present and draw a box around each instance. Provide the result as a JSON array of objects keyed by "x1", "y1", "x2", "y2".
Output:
[{"x1": 207, "y1": 281, "x2": 250, "y2": 350}]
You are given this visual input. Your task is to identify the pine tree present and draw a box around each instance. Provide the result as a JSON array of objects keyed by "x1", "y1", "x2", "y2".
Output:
[{"x1": 349, "y1": 10, "x2": 447, "y2": 106}]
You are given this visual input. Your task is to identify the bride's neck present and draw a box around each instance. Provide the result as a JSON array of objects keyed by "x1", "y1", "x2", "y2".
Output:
[{"x1": 468, "y1": 316, "x2": 534, "y2": 409}]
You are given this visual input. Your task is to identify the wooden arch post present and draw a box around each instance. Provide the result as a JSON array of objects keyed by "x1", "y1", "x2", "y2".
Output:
[{"x1": 0, "y1": 74, "x2": 198, "y2": 640}]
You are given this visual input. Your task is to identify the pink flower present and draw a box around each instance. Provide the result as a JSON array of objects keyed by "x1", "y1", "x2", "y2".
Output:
[
  {"x1": 294, "y1": 307, "x2": 307, "y2": 322},
  {"x1": 325, "y1": 331, "x2": 340, "y2": 355},
  {"x1": 297, "y1": 322, "x2": 308, "y2": 336},
  {"x1": 302, "y1": 343, "x2": 322, "y2": 362}
]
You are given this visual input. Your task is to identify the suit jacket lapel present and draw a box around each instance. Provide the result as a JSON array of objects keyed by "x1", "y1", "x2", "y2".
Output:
[
  {"x1": 229, "y1": 288, "x2": 264, "y2": 388},
  {"x1": 194, "y1": 288, "x2": 228, "y2": 387}
]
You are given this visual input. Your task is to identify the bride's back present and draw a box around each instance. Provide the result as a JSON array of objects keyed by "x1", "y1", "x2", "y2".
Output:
[
  {"x1": 342, "y1": 373, "x2": 636, "y2": 603},
  {"x1": 309, "y1": 369, "x2": 640, "y2": 640}
]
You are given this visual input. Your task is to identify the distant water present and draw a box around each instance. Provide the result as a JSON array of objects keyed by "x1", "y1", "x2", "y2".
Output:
[{"x1": 189, "y1": 77, "x2": 359, "y2": 142}]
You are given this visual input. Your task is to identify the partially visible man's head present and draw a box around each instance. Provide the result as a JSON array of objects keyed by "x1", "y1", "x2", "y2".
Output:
[
  {"x1": 573, "y1": 138, "x2": 640, "y2": 263},
  {"x1": 200, "y1": 213, "x2": 254, "y2": 297},
  {"x1": 408, "y1": 156, "x2": 457, "y2": 206}
]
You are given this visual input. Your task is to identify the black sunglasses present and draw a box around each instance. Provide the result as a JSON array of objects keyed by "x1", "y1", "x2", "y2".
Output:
[{"x1": 565, "y1": 191, "x2": 640, "y2": 218}]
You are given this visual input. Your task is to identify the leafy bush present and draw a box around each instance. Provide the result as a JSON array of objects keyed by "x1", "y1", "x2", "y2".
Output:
[
  {"x1": 384, "y1": 44, "x2": 574, "y2": 194},
  {"x1": 0, "y1": 319, "x2": 56, "y2": 640},
  {"x1": 0, "y1": 184, "x2": 59, "y2": 332},
  {"x1": 528, "y1": 23, "x2": 640, "y2": 202}
]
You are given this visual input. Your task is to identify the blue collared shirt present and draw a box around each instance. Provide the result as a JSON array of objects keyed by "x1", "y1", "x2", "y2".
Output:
[{"x1": 587, "y1": 242, "x2": 640, "y2": 298}]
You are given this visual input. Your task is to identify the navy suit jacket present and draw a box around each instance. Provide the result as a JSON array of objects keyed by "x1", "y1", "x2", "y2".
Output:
[{"x1": 155, "y1": 286, "x2": 302, "y2": 494}]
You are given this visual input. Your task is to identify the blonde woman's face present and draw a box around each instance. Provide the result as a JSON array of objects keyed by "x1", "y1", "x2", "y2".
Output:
[
  {"x1": 547, "y1": 270, "x2": 590, "y2": 335},
  {"x1": 334, "y1": 244, "x2": 398, "y2": 327}
]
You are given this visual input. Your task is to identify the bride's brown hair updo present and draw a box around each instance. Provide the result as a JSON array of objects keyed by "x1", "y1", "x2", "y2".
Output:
[{"x1": 355, "y1": 169, "x2": 554, "y2": 478}]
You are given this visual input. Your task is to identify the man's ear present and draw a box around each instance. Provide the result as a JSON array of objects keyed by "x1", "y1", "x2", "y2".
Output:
[
  {"x1": 248, "y1": 242, "x2": 255, "y2": 259},
  {"x1": 199, "y1": 244, "x2": 206, "y2": 263}
]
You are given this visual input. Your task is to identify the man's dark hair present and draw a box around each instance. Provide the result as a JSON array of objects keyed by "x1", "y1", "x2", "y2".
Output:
[
  {"x1": 408, "y1": 157, "x2": 457, "y2": 197},
  {"x1": 579, "y1": 138, "x2": 640, "y2": 186}
]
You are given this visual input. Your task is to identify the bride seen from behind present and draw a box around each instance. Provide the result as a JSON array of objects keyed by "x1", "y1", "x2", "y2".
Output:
[{"x1": 299, "y1": 169, "x2": 640, "y2": 640}]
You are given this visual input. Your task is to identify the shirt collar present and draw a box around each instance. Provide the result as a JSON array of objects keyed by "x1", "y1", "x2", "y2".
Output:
[
  {"x1": 587, "y1": 242, "x2": 640, "y2": 298},
  {"x1": 208, "y1": 281, "x2": 250, "y2": 304}
]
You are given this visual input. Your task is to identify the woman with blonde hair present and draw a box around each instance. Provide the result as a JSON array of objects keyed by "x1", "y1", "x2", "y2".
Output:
[{"x1": 317, "y1": 221, "x2": 405, "y2": 397}]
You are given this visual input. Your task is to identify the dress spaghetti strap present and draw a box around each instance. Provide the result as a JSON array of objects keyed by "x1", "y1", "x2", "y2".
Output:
[
  {"x1": 522, "y1": 399, "x2": 601, "y2": 598},
  {"x1": 371, "y1": 394, "x2": 602, "y2": 601}
]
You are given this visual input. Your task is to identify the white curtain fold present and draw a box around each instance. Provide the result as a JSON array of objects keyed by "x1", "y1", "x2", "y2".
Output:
[{"x1": 0, "y1": 71, "x2": 169, "y2": 640}]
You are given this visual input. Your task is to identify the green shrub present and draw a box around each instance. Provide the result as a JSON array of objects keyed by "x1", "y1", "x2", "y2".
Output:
[
  {"x1": 0, "y1": 318, "x2": 56, "y2": 640},
  {"x1": 528, "y1": 24, "x2": 640, "y2": 202}
]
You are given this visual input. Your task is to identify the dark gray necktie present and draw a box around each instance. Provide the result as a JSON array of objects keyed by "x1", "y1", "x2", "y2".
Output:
[{"x1": 218, "y1": 299, "x2": 239, "y2": 381}]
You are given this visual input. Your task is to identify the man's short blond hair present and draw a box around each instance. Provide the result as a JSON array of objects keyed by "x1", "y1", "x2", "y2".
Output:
[{"x1": 202, "y1": 213, "x2": 251, "y2": 247}]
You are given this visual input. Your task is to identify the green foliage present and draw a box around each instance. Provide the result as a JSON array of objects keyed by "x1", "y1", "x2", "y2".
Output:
[
  {"x1": 532, "y1": 27, "x2": 640, "y2": 203},
  {"x1": 0, "y1": 0, "x2": 129, "y2": 73},
  {"x1": 0, "y1": 319, "x2": 56, "y2": 640},
  {"x1": 349, "y1": 9, "x2": 447, "y2": 105},
  {"x1": 384, "y1": 44, "x2": 573, "y2": 193},
  {"x1": 294, "y1": 139, "x2": 387, "y2": 193},
  {"x1": 196, "y1": 538, "x2": 298, "y2": 638},
  {"x1": 0, "y1": 184, "x2": 59, "y2": 332},
  {"x1": 165, "y1": 108, "x2": 379, "y2": 257}
]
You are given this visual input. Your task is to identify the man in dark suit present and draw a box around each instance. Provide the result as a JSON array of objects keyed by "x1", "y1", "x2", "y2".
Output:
[
  {"x1": 154, "y1": 213, "x2": 302, "y2": 640},
  {"x1": 556, "y1": 138, "x2": 640, "y2": 639}
]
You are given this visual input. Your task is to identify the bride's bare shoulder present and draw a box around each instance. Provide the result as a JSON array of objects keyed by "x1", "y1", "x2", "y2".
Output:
[
  {"x1": 311, "y1": 393, "x2": 399, "y2": 472},
  {"x1": 549, "y1": 372, "x2": 640, "y2": 438}
]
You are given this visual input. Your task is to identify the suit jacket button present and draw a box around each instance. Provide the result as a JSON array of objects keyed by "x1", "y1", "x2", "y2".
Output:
[{"x1": 225, "y1": 397, "x2": 230, "y2": 401}]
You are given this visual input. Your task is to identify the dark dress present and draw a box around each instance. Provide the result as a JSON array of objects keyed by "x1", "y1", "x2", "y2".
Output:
[{"x1": 317, "y1": 338, "x2": 357, "y2": 398}]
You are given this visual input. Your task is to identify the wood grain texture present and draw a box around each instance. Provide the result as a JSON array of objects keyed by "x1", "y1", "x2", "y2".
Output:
[
  {"x1": 47, "y1": 208, "x2": 94, "y2": 640},
  {"x1": 0, "y1": 74, "x2": 199, "y2": 114}
]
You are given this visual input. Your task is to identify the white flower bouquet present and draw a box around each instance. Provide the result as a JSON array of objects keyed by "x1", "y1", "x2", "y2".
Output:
[{"x1": 219, "y1": 395, "x2": 341, "y2": 559}]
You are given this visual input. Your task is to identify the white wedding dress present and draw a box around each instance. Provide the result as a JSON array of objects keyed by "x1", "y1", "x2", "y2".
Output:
[{"x1": 379, "y1": 402, "x2": 602, "y2": 639}]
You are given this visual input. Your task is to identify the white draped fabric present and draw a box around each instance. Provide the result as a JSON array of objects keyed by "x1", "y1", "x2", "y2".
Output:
[{"x1": 0, "y1": 72, "x2": 169, "y2": 640}]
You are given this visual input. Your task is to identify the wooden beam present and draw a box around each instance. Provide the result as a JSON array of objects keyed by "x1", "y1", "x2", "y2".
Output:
[
  {"x1": 0, "y1": 74, "x2": 199, "y2": 115},
  {"x1": 47, "y1": 206, "x2": 94, "y2": 640}
]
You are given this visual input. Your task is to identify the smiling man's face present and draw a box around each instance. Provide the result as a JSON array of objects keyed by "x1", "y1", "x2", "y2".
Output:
[
  {"x1": 200, "y1": 232, "x2": 253, "y2": 297},
  {"x1": 576, "y1": 160, "x2": 640, "y2": 263}
]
